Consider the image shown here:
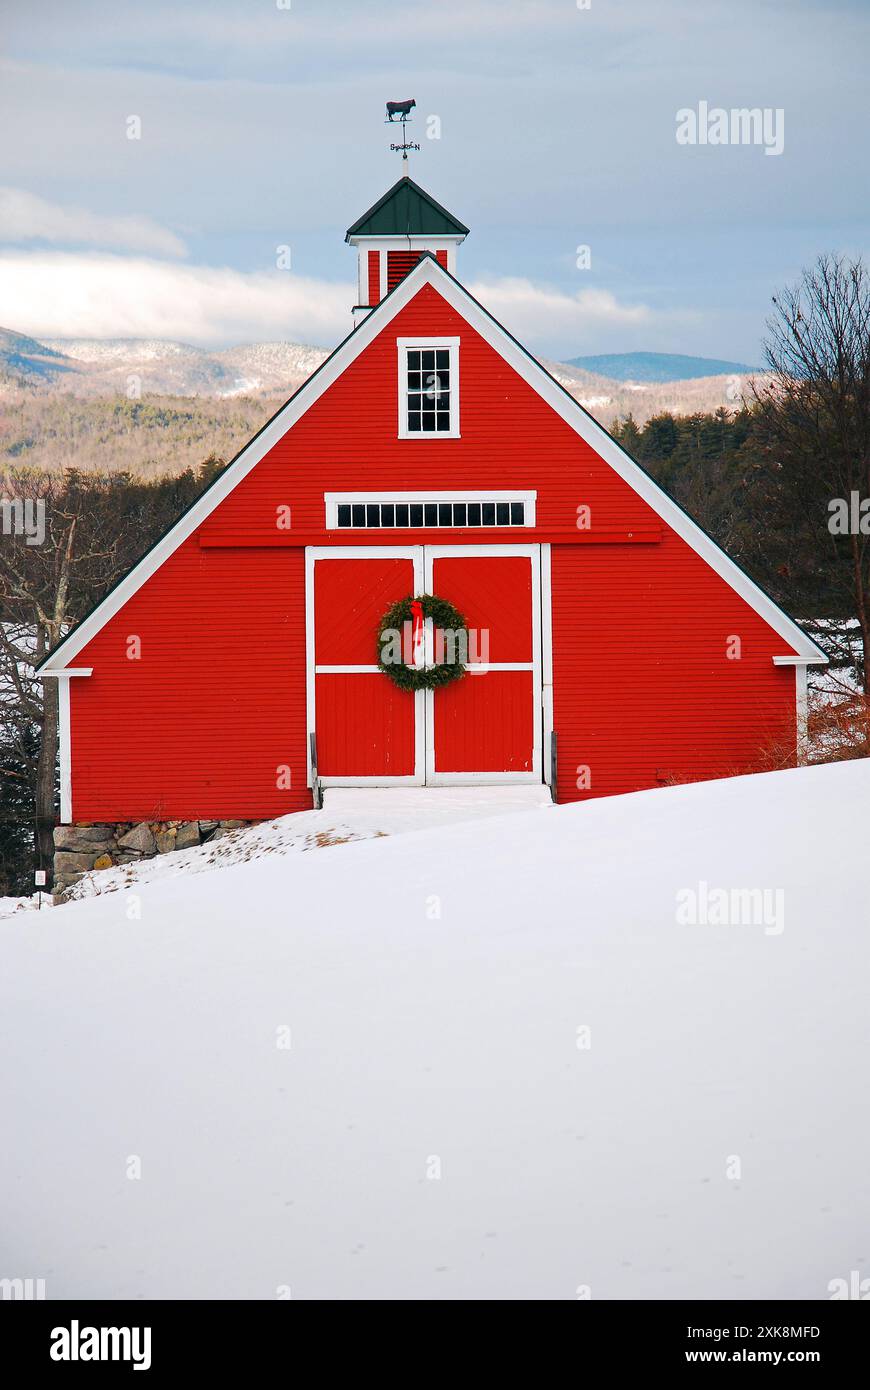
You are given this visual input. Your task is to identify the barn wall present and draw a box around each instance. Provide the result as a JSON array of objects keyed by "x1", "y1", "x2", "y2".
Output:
[
  {"x1": 550, "y1": 537, "x2": 797, "y2": 801},
  {"x1": 68, "y1": 281, "x2": 799, "y2": 820}
]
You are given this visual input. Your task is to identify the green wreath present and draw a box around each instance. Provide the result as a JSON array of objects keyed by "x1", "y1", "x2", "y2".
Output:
[{"x1": 377, "y1": 593, "x2": 469, "y2": 691}]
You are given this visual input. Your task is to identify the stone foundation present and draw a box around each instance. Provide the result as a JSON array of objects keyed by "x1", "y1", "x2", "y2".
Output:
[{"x1": 52, "y1": 818, "x2": 256, "y2": 901}]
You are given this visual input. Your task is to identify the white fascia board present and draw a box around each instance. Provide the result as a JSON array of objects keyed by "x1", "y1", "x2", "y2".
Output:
[
  {"x1": 772, "y1": 655, "x2": 828, "y2": 665},
  {"x1": 422, "y1": 267, "x2": 827, "y2": 662},
  {"x1": 39, "y1": 667, "x2": 93, "y2": 678},
  {"x1": 37, "y1": 253, "x2": 825, "y2": 670},
  {"x1": 346, "y1": 236, "x2": 465, "y2": 251},
  {"x1": 34, "y1": 265, "x2": 442, "y2": 674}
]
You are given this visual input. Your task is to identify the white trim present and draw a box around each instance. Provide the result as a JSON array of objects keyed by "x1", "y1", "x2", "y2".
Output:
[
  {"x1": 423, "y1": 544, "x2": 542, "y2": 784},
  {"x1": 39, "y1": 667, "x2": 93, "y2": 678},
  {"x1": 347, "y1": 236, "x2": 465, "y2": 252},
  {"x1": 58, "y1": 675, "x2": 72, "y2": 824},
  {"x1": 306, "y1": 545, "x2": 425, "y2": 787},
  {"x1": 772, "y1": 655, "x2": 827, "y2": 665},
  {"x1": 38, "y1": 253, "x2": 824, "y2": 674},
  {"x1": 397, "y1": 336, "x2": 460, "y2": 440},
  {"x1": 324, "y1": 490, "x2": 536, "y2": 529},
  {"x1": 540, "y1": 543, "x2": 554, "y2": 786}
]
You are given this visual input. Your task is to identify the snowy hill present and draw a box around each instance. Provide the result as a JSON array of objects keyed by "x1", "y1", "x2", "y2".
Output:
[{"x1": 1, "y1": 761, "x2": 867, "y2": 1299}]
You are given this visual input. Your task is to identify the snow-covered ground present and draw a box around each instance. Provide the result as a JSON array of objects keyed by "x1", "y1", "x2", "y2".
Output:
[{"x1": 1, "y1": 761, "x2": 867, "y2": 1300}]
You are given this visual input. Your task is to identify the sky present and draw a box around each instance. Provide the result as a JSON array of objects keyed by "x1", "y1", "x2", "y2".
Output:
[{"x1": 0, "y1": 0, "x2": 867, "y2": 362}]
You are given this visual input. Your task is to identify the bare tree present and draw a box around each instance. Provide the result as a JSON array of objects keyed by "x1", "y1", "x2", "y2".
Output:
[
  {"x1": 0, "y1": 471, "x2": 130, "y2": 875},
  {"x1": 753, "y1": 253, "x2": 870, "y2": 691}
]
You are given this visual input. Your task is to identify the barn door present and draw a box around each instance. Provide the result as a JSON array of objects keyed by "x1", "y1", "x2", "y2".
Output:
[
  {"x1": 424, "y1": 545, "x2": 542, "y2": 783},
  {"x1": 307, "y1": 544, "x2": 542, "y2": 788},
  {"x1": 309, "y1": 547, "x2": 424, "y2": 784}
]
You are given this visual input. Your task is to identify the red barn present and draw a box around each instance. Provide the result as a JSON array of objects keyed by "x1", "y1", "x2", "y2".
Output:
[{"x1": 38, "y1": 174, "x2": 825, "y2": 886}]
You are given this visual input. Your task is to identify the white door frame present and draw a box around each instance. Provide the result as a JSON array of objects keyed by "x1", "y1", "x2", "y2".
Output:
[
  {"x1": 305, "y1": 543, "x2": 552, "y2": 789},
  {"x1": 423, "y1": 544, "x2": 543, "y2": 784},
  {"x1": 306, "y1": 545, "x2": 425, "y2": 786}
]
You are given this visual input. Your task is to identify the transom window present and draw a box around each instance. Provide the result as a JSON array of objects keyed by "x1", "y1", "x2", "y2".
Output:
[
  {"x1": 325, "y1": 492, "x2": 536, "y2": 529},
  {"x1": 398, "y1": 337, "x2": 460, "y2": 439}
]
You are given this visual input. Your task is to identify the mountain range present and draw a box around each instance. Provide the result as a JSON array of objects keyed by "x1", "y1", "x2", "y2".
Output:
[
  {"x1": 567, "y1": 351, "x2": 758, "y2": 383},
  {"x1": 0, "y1": 328, "x2": 766, "y2": 476}
]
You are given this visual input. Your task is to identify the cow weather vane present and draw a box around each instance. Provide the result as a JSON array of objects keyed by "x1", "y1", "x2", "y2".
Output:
[{"x1": 385, "y1": 98, "x2": 420, "y2": 173}]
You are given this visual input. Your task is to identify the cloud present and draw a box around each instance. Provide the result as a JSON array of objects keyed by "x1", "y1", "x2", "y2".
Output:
[
  {"x1": 0, "y1": 251, "x2": 691, "y2": 357},
  {"x1": 0, "y1": 188, "x2": 186, "y2": 257},
  {"x1": 0, "y1": 252, "x2": 350, "y2": 347}
]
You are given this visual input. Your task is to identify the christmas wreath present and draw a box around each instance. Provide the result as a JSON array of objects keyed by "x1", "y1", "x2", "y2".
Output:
[{"x1": 377, "y1": 593, "x2": 468, "y2": 691}]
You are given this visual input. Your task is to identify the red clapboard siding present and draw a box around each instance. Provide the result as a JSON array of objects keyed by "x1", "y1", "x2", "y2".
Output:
[
  {"x1": 66, "y1": 276, "x2": 800, "y2": 819},
  {"x1": 367, "y1": 250, "x2": 380, "y2": 304}
]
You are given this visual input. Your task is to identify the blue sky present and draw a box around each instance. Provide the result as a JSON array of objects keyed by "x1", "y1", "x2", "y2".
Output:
[{"x1": 0, "y1": 0, "x2": 866, "y2": 361}]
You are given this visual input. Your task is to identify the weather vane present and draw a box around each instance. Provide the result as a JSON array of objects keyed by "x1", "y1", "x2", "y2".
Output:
[{"x1": 385, "y1": 98, "x2": 420, "y2": 173}]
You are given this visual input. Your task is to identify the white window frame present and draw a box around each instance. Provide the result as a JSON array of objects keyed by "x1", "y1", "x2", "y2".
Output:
[
  {"x1": 397, "y1": 337, "x2": 460, "y2": 440},
  {"x1": 324, "y1": 491, "x2": 536, "y2": 529}
]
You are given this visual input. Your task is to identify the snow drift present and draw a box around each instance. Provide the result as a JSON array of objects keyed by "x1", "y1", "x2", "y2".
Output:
[{"x1": 1, "y1": 761, "x2": 867, "y2": 1300}]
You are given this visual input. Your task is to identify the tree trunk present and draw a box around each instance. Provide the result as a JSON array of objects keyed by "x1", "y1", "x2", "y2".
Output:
[{"x1": 35, "y1": 677, "x2": 58, "y2": 882}]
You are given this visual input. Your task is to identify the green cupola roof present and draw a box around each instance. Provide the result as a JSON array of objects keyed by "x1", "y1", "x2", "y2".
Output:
[{"x1": 346, "y1": 175, "x2": 469, "y2": 241}]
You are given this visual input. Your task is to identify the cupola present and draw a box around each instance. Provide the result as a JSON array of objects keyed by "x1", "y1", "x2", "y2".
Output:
[{"x1": 346, "y1": 174, "x2": 469, "y2": 325}]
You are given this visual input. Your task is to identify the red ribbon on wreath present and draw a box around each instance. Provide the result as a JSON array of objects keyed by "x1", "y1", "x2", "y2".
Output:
[{"x1": 410, "y1": 598, "x2": 425, "y2": 668}]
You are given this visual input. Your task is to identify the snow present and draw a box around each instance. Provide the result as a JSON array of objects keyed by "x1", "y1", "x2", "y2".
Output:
[
  {"x1": 57, "y1": 784, "x2": 553, "y2": 903},
  {"x1": 1, "y1": 760, "x2": 867, "y2": 1300}
]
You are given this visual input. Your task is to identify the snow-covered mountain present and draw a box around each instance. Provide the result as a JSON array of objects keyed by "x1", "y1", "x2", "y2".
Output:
[
  {"x1": 1, "y1": 327, "x2": 761, "y2": 424},
  {"x1": 35, "y1": 336, "x2": 331, "y2": 397},
  {"x1": 1, "y1": 760, "x2": 866, "y2": 1298}
]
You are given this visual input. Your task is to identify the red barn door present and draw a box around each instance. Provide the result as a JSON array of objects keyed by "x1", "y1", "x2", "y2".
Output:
[
  {"x1": 309, "y1": 547, "x2": 424, "y2": 783},
  {"x1": 425, "y1": 546, "x2": 541, "y2": 783},
  {"x1": 307, "y1": 545, "x2": 542, "y2": 788}
]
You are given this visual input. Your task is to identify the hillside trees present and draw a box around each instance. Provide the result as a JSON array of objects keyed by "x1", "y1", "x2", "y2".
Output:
[{"x1": 0, "y1": 463, "x2": 220, "y2": 883}]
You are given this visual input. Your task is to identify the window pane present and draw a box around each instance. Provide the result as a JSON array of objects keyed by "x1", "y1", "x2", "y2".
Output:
[
  {"x1": 408, "y1": 371, "x2": 422, "y2": 390},
  {"x1": 381, "y1": 504, "x2": 395, "y2": 527},
  {"x1": 438, "y1": 503, "x2": 452, "y2": 526},
  {"x1": 396, "y1": 504, "x2": 409, "y2": 527},
  {"x1": 351, "y1": 504, "x2": 365, "y2": 527},
  {"x1": 366, "y1": 504, "x2": 380, "y2": 527},
  {"x1": 424, "y1": 503, "x2": 438, "y2": 525},
  {"x1": 408, "y1": 412, "x2": 421, "y2": 431},
  {"x1": 407, "y1": 350, "x2": 421, "y2": 370},
  {"x1": 422, "y1": 414, "x2": 436, "y2": 431},
  {"x1": 510, "y1": 502, "x2": 524, "y2": 525},
  {"x1": 482, "y1": 503, "x2": 496, "y2": 525},
  {"x1": 436, "y1": 413, "x2": 451, "y2": 431},
  {"x1": 409, "y1": 504, "x2": 424, "y2": 526},
  {"x1": 336, "y1": 504, "x2": 351, "y2": 527},
  {"x1": 496, "y1": 502, "x2": 510, "y2": 526},
  {"x1": 421, "y1": 349, "x2": 435, "y2": 370},
  {"x1": 435, "y1": 349, "x2": 449, "y2": 369},
  {"x1": 453, "y1": 502, "x2": 467, "y2": 526},
  {"x1": 467, "y1": 503, "x2": 481, "y2": 526}
]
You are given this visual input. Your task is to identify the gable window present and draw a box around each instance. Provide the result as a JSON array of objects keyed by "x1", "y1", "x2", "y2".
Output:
[
  {"x1": 398, "y1": 337, "x2": 460, "y2": 439},
  {"x1": 325, "y1": 492, "x2": 536, "y2": 529}
]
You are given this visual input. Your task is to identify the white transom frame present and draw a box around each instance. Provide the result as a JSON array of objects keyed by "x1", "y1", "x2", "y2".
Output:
[
  {"x1": 397, "y1": 336, "x2": 460, "y2": 440},
  {"x1": 305, "y1": 543, "x2": 551, "y2": 789},
  {"x1": 323, "y1": 490, "x2": 537, "y2": 529},
  {"x1": 423, "y1": 543, "x2": 544, "y2": 785}
]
